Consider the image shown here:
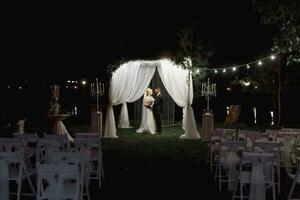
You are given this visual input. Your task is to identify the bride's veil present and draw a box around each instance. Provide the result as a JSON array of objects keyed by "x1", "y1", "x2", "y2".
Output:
[{"x1": 136, "y1": 90, "x2": 148, "y2": 133}]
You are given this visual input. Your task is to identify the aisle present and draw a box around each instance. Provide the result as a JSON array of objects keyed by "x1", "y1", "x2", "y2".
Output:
[{"x1": 95, "y1": 126, "x2": 232, "y2": 199}]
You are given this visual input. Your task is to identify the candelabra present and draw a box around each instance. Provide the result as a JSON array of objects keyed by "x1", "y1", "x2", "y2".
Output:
[
  {"x1": 201, "y1": 78, "x2": 216, "y2": 114},
  {"x1": 90, "y1": 78, "x2": 105, "y2": 112}
]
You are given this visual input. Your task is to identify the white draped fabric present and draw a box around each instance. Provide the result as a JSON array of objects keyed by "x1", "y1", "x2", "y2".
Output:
[
  {"x1": 104, "y1": 61, "x2": 157, "y2": 137},
  {"x1": 118, "y1": 103, "x2": 130, "y2": 128},
  {"x1": 104, "y1": 59, "x2": 200, "y2": 139}
]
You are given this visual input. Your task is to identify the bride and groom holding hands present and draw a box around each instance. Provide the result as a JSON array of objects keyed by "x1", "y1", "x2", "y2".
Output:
[{"x1": 136, "y1": 87, "x2": 162, "y2": 134}]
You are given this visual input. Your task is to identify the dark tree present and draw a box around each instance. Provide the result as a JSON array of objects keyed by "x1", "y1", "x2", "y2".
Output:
[{"x1": 253, "y1": 0, "x2": 300, "y2": 128}]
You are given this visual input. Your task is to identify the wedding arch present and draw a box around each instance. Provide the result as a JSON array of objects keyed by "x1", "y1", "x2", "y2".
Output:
[{"x1": 104, "y1": 58, "x2": 201, "y2": 140}]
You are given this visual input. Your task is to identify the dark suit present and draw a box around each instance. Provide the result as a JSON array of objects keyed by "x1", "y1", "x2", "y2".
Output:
[{"x1": 153, "y1": 93, "x2": 163, "y2": 133}]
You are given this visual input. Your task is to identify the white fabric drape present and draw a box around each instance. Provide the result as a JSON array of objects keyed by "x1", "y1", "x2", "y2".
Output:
[
  {"x1": 157, "y1": 59, "x2": 200, "y2": 139},
  {"x1": 104, "y1": 59, "x2": 200, "y2": 139},
  {"x1": 104, "y1": 61, "x2": 156, "y2": 137},
  {"x1": 118, "y1": 103, "x2": 130, "y2": 128},
  {"x1": 249, "y1": 165, "x2": 265, "y2": 200},
  {"x1": 0, "y1": 159, "x2": 9, "y2": 200}
]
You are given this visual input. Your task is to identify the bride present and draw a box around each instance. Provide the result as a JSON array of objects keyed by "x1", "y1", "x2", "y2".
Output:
[{"x1": 136, "y1": 88, "x2": 157, "y2": 134}]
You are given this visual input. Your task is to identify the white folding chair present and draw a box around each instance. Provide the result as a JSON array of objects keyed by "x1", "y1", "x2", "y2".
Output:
[
  {"x1": 232, "y1": 152, "x2": 276, "y2": 200},
  {"x1": 13, "y1": 133, "x2": 39, "y2": 160},
  {"x1": 281, "y1": 127, "x2": 300, "y2": 133},
  {"x1": 266, "y1": 129, "x2": 283, "y2": 141},
  {"x1": 208, "y1": 128, "x2": 236, "y2": 172},
  {"x1": 237, "y1": 129, "x2": 259, "y2": 140},
  {"x1": 36, "y1": 163, "x2": 80, "y2": 200},
  {"x1": 0, "y1": 138, "x2": 34, "y2": 170},
  {"x1": 43, "y1": 133, "x2": 70, "y2": 150},
  {"x1": 74, "y1": 138, "x2": 104, "y2": 188},
  {"x1": 75, "y1": 133, "x2": 100, "y2": 139},
  {"x1": 45, "y1": 151, "x2": 91, "y2": 200},
  {"x1": 216, "y1": 141, "x2": 246, "y2": 191},
  {"x1": 253, "y1": 141, "x2": 281, "y2": 193},
  {"x1": 246, "y1": 132, "x2": 269, "y2": 151},
  {"x1": 0, "y1": 152, "x2": 36, "y2": 200},
  {"x1": 287, "y1": 156, "x2": 300, "y2": 200},
  {"x1": 276, "y1": 132, "x2": 299, "y2": 169},
  {"x1": 36, "y1": 138, "x2": 66, "y2": 163}
]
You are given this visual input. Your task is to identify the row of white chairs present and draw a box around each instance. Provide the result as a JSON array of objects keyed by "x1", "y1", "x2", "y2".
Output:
[
  {"x1": 0, "y1": 132, "x2": 104, "y2": 200},
  {"x1": 207, "y1": 128, "x2": 300, "y2": 200},
  {"x1": 215, "y1": 141, "x2": 281, "y2": 193},
  {"x1": 209, "y1": 128, "x2": 300, "y2": 171}
]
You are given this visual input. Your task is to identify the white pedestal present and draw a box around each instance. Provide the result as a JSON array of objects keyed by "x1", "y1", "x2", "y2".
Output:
[
  {"x1": 47, "y1": 114, "x2": 73, "y2": 142},
  {"x1": 91, "y1": 111, "x2": 102, "y2": 137},
  {"x1": 202, "y1": 113, "x2": 214, "y2": 141}
]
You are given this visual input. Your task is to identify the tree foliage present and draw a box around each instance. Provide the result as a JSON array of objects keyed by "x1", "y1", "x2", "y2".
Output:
[
  {"x1": 174, "y1": 24, "x2": 214, "y2": 69},
  {"x1": 173, "y1": 24, "x2": 214, "y2": 97},
  {"x1": 253, "y1": 0, "x2": 300, "y2": 127},
  {"x1": 253, "y1": 0, "x2": 300, "y2": 65}
]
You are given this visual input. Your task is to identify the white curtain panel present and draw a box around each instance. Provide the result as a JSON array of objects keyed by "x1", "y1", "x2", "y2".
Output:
[
  {"x1": 104, "y1": 59, "x2": 200, "y2": 139},
  {"x1": 157, "y1": 59, "x2": 200, "y2": 139},
  {"x1": 104, "y1": 61, "x2": 156, "y2": 137}
]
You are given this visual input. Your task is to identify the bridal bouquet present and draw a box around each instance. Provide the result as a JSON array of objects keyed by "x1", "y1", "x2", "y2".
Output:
[{"x1": 144, "y1": 97, "x2": 154, "y2": 108}]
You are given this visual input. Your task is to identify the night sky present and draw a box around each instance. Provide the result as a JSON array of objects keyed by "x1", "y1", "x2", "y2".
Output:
[{"x1": 2, "y1": 0, "x2": 275, "y2": 83}]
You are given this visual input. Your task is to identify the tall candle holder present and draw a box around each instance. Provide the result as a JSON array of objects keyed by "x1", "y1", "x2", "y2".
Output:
[
  {"x1": 201, "y1": 78, "x2": 216, "y2": 141},
  {"x1": 90, "y1": 78, "x2": 105, "y2": 112},
  {"x1": 201, "y1": 78, "x2": 216, "y2": 114},
  {"x1": 90, "y1": 79, "x2": 104, "y2": 136}
]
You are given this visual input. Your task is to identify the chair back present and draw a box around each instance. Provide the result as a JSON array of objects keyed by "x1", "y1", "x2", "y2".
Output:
[
  {"x1": 37, "y1": 163, "x2": 80, "y2": 200},
  {"x1": 36, "y1": 138, "x2": 66, "y2": 163},
  {"x1": 13, "y1": 133, "x2": 39, "y2": 143},
  {"x1": 253, "y1": 141, "x2": 281, "y2": 153},
  {"x1": 219, "y1": 141, "x2": 246, "y2": 152},
  {"x1": 75, "y1": 133, "x2": 99, "y2": 139}
]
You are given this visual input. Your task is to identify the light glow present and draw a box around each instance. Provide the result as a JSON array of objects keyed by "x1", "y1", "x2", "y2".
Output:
[
  {"x1": 242, "y1": 80, "x2": 251, "y2": 87},
  {"x1": 271, "y1": 55, "x2": 275, "y2": 60},
  {"x1": 258, "y1": 61, "x2": 262, "y2": 65},
  {"x1": 253, "y1": 107, "x2": 257, "y2": 124}
]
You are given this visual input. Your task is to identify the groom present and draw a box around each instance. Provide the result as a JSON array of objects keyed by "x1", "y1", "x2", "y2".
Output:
[{"x1": 153, "y1": 87, "x2": 163, "y2": 134}]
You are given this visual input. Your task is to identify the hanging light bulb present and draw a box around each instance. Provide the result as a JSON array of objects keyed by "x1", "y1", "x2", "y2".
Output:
[
  {"x1": 214, "y1": 69, "x2": 218, "y2": 74},
  {"x1": 247, "y1": 64, "x2": 250, "y2": 69},
  {"x1": 232, "y1": 67, "x2": 236, "y2": 71},
  {"x1": 223, "y1": 69, "x2": 226, "y2": 73},
  {"x1": 258, "y1": 60, "x2": 262, "y2": 65},
  {"x1": 270, "y1": 55, "x2": 275, "y2": 60}
]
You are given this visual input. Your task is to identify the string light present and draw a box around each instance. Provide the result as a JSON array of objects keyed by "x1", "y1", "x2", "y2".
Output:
[
  {"x1": 196, "y1": 69, "x2": 200, "y2": 74},
  {"x1": 189, "y1": 52, "x2": 280, "y2": 73},
  {"x1": 258, "y1": 60, "x2": 262, "y2": 65}
]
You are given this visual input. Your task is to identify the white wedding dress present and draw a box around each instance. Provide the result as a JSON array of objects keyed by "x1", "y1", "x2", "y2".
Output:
[{"x1": 136, "y1": 95, "x2": 157, "y2": 134}]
